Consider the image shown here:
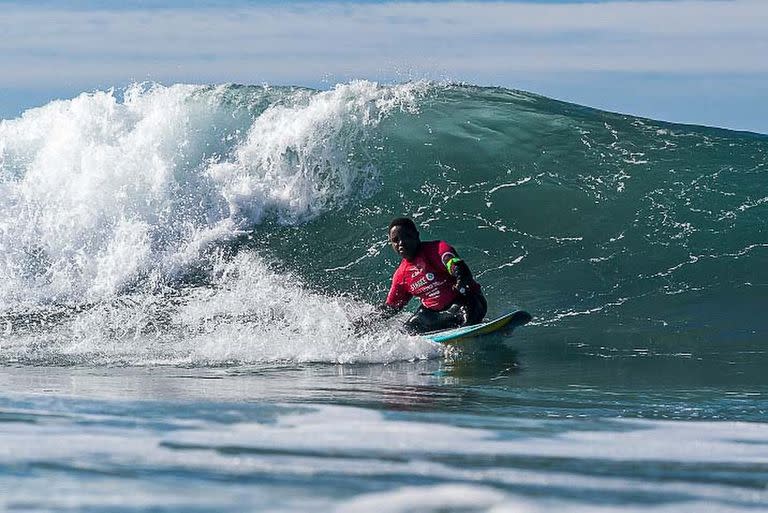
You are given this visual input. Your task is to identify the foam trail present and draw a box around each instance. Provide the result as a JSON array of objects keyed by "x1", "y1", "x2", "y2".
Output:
[{"x1": 1, "y1": 252, "x2": 438, "y2": 365}]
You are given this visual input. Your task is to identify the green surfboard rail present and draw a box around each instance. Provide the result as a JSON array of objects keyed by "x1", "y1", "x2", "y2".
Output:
[{"x1": 424, "y1": 310, "x2": 532, "y2": 344}]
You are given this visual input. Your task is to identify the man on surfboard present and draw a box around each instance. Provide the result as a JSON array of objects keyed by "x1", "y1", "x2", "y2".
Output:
[{"x1": 381, "y1": 217, "x2": 487, "y2": 334}]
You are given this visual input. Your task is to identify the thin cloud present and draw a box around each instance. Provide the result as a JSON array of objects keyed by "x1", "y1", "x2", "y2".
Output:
[{"x1": 0, "y1": 0, "x2": 766, "y2": 88}]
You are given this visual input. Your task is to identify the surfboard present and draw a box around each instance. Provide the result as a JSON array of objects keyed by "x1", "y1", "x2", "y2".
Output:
[{"x1": 423, "y1": 310, "x2": 532, "y2": 344}]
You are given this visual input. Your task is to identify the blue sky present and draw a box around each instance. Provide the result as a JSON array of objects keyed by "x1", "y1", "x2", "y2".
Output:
[{"x1": 1, "y1": 0, "x2": 766, "y2": 133}]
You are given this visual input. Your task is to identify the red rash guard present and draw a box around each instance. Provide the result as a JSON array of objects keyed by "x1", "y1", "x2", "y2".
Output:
[{"x1": 385, "y1": 240, "x2": 480, "y2": 311}]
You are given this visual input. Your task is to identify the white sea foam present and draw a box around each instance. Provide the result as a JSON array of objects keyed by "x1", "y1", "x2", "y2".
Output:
[
  {"x1": 3, "y1": 401, "x2": 764, "y2": 512},
  {"x1": 1, "y1": 251, "x2": 438, "y2": 365},
  {"x1": 178, "y1": 403, "x2": 768, "y2": 465},
  {"x1": 0, "y1": 80, "x2": 423, "y2": 304},
  {"x1": 0, "y1": 81, "x2": 430, "y2": 364}
]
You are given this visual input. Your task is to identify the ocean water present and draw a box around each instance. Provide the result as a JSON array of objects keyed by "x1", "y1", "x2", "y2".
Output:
[{"x1": 0, "y1": 81, "x2": 766, "y2": 511}]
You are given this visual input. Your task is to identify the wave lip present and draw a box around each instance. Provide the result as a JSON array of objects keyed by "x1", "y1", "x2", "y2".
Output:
[{"x1": 0, "y1": 80, "x2": 425, "y2": 306}]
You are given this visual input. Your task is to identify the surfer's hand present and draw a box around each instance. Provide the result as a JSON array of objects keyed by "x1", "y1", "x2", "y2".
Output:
[
  {"x1": 352, "y1": 304, "x2": 398, "y2": 334},
  {"x1": 375, "y1": 303, "x2": 400, "y2": 319}
]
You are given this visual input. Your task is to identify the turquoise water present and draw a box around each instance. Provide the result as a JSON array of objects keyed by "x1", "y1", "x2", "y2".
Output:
[{"x1": 0, "y1": 81, "x2": 766, "y2": 511}]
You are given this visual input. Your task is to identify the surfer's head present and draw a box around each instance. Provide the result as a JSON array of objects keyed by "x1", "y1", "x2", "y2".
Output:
[{"x1": 388, "y1": 217, "x2": 420, "y2": 261}]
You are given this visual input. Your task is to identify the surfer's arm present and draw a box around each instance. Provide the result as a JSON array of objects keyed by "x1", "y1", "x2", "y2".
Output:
[
  {"x1": 450, "y1": 260, "x2": 476, "y2": 296},
  {"x1": 383, "y1": 270, "x2": 411, "y2": 313},
  {"x1": 438, "y1": 241, "x2": 476, "y2": 295},
  {"x1": 352, "y1": 285, "x2": 407, "y2": 333}
]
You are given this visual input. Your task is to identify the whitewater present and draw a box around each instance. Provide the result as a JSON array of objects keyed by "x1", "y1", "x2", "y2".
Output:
[{"x1": 0, "y1": 81, "x2": 766, "y2": 512}]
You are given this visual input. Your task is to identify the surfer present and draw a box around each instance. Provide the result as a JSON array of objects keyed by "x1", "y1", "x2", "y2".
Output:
[{"x1": 380, "y1": 217, "x2": 487, "y2": 334}]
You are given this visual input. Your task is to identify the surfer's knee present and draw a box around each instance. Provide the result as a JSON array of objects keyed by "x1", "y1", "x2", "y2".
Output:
[
  {"x1": 404, "y1": 307, "x2": 460, "y2": 334},
  {"x1": 403, "y1": 311, "x2": 429, "y2": 334},
  {"x1": 464, "y1": 294, "x2": 487, "y2": 325}
]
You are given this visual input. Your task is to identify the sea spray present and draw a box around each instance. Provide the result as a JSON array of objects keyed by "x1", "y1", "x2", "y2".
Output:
[
  {"x1": 0, "y1": 251, "x2": 433, "y2": 366},
  {"x1": 0, "y1": 81, "x2": 425, "y2": 304}
]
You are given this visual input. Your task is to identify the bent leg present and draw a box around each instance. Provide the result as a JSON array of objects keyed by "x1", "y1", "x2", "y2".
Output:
[
  {"x1": 463, "y1": 293, "x2": 488, "y2": 325},
  {"x1": 404, "y1": 305, "x2": 464, "y2": 335}
]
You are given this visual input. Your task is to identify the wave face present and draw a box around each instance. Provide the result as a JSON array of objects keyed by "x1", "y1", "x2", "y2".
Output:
[{"x1": 1, "y1": 81, "x2": 766, "y2": 365}]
